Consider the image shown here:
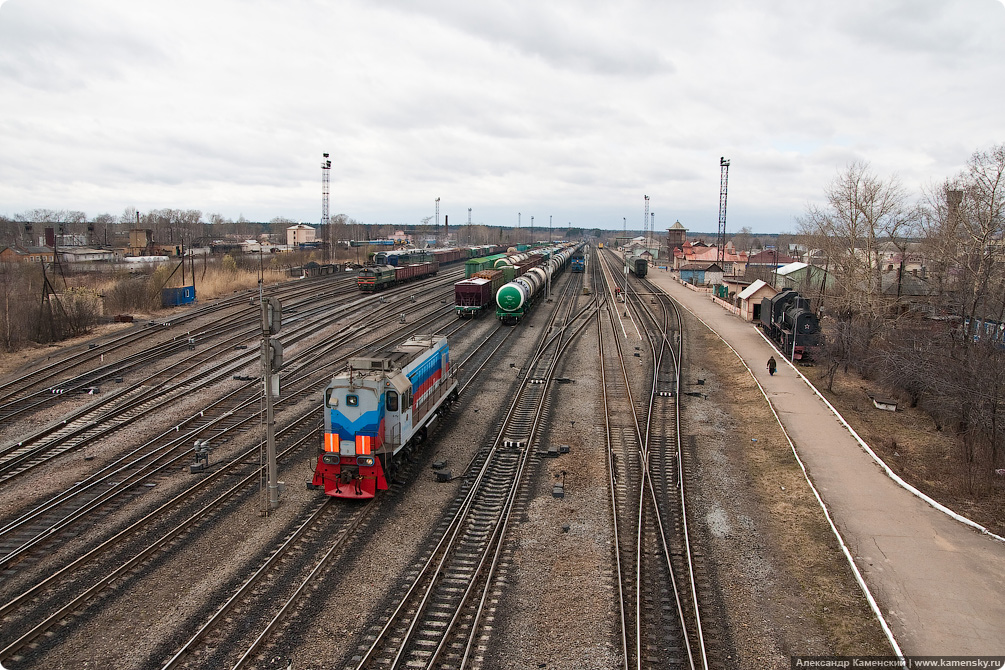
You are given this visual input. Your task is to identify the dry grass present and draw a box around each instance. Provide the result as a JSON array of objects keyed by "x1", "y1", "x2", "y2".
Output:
[
  {"x1": 186, "y1": 266, "x2": 264, "y2": 300},
  {"x1": 804, "y1": 365, "x2": 1005, "y2": 537},
  {"x1": 701, "y1": 329, "x2": 892, "y2": 654},
  {"x1": 0, "y1": 264, "x2": 288, "y2": 375}
]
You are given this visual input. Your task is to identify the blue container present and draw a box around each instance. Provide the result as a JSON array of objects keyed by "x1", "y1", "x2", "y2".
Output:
[{"x1": 162, "y1": 286, "x2": 196, "y2": 307}]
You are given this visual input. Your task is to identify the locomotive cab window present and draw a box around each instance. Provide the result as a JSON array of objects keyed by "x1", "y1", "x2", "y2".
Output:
[
  {"x1": 386, "y1": 390, "x2": 398, "y2": 412},
  {"x1": 346, "y1": 394, "x2": 359, "y2": 407},
  {"x1": 402, "y1": 389, "x2": 412, "y2": 411},
  {"x1": 325, "y1": 389, "x2": 338, "y2": 407}
]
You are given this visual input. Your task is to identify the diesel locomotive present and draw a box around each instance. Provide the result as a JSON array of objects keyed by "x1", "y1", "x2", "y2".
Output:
[
  {"x1": 570, "y1": 249, "x2": 586, "y2": 273},
  {"x1": 311, "y1": 334, "x2": 458, "y2": 498}
]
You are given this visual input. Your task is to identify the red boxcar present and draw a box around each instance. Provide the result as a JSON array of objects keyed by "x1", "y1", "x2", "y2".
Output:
[
  {"x1": 394, "y1": 261, "x2": 439, "y2": 283},
  {"x1": 454, "y1": 278, "x2": 493, "y2": 317}
]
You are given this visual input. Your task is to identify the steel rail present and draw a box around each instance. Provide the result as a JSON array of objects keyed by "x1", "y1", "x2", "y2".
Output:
[
  {"x1": 0, "y1": 285, "x2": 460, "y2": 574},
  {"x1": 0, "y1": 415, "x2": 321, "y2": 662},
  {"x1": 596, "y1": 244, "x2": 632, "y2": 670},
  {"x1": 456, "y1": 271, "x2": 599, "y2": 669},
  {"x1": 352, "y1": 266, "x2": 589, "y2": 669}
]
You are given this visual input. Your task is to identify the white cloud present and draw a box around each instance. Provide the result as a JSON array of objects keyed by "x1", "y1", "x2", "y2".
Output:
[{"x1": 1, "y1": 0, "x2": 1003, "y2": 233}]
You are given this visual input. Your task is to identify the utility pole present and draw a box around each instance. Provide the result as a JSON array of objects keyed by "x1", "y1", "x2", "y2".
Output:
[
  {"x1": 549, "y1": 215, "x2": 552, "y2": 244},
  {"x1": 717, "y1": 157, "x2": 730, "y2": 266},
  {"x1": 530, "y1": 215, "x2": 534, "y2": 244},
  {"x1": 517, "y1": 212, "x2": 521, "y2": 245},
  {"x1": 322, "y1": 153, "x2": 331, "y2": 262}
]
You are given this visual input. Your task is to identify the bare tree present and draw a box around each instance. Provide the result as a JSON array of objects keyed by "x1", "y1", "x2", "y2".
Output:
[{"x1": 798, "y1": 162, "x2": 918, "y2": 385}]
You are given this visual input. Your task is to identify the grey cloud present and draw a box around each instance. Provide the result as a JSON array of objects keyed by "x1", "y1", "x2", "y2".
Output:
[
  {"x1": 0, "y1": 0, "x2": 169, "y2": 91},
  {"x1": 371, "y1": 0, "x2": 673, "y2": 77}
]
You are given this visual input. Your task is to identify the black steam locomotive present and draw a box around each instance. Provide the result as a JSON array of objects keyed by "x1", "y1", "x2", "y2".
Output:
[{"x1": 759, "y1": 288, "x2": 820, "y2": 361}]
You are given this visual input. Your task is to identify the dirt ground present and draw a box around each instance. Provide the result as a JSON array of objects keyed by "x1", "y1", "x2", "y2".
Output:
[
  {"x1": 803, "y1": 366, "x2": 1005, "y2": 538},
  {"x1": 686, "y1": 326, "x2": 891, "y2": 667}
]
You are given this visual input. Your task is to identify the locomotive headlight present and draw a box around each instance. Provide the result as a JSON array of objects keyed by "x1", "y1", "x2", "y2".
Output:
[
  {"x1": 356, "y1": 456, "x2": 375, "y2": 467},
  {"x1": 322, "y1": 454, "x2": 337, "y2": 465}
]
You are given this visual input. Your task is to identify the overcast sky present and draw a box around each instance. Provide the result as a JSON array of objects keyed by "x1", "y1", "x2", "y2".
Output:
[{"x1": 1, "y1": 0, "x2": 1003, "y2": 234}]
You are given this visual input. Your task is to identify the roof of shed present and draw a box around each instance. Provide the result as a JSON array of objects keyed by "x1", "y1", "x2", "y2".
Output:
[
  {"x1": 738, "y1": 279, "x2": 771, "y2": 300},
  {"x1": 776, "y1": 261, "x2": 808, "y2": 276}
]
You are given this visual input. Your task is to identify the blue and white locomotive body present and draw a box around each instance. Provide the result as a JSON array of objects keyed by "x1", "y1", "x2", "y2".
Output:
[{"x1": 311, "y1": 335, "x2": 458, "y2": 498}]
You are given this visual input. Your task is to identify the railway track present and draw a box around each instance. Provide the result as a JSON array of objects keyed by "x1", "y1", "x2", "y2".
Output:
[
  {"x1": 0, "y1": 274, "x2": 474, "y2": 665},
  {"x1": 0, "y1": 273, "x2": 359, "y2": 417},
  {"x1": 0, "y1": 270, "x2": 463, "y2": 486},
  {"x1": 3, "y1": 249, "x2": 649, "y2": 670},
  {"x1": 597, "y1": 247, "x2": 710, "y2": 670},
  {"x1": 347, "y1": 264, "x2": 597, "y2": 670}
]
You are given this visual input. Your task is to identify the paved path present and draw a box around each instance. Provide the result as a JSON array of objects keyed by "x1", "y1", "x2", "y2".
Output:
[{"x1": 643, "y1": 269, "x2": 1005, "y2": 655}]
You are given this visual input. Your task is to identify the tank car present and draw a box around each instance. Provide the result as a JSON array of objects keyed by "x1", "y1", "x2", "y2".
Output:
[
  {"x1": 311, "y1": 334, "x2": 458, "y2": 498},
  {"x1": 759, "y1": 288, "x2": 820, "y2": 360},
  {"x1": 494, "y1": 252, "x2": 532, "y2": 269},
  {"x1": 495, "y1": 244, "x2": 580, "y2": 325}
]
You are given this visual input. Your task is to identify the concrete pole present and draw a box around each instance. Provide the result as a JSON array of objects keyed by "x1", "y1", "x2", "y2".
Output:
[{"x1": 260, "y1": 282, "x2": 279, "y2": 511}]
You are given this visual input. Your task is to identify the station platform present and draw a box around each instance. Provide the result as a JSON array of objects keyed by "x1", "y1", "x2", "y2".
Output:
[{"x1": 643, "y1": 268, "x2": 1005, "y2": 655}]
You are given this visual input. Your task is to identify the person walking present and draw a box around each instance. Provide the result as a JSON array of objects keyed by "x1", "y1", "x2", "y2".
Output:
[{"x1": 767, "y1": 356, "x2": 777, "y2": 376}]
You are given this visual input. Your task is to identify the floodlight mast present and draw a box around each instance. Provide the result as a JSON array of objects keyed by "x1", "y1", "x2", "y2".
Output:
[
  {"x1": 322, "y1": 153, "x2": 331, "y2": 262},
  {"x1": 717, "y1": 157, "x2": 730, "y2": 266},
  {"x1": 644, "y1": 195, "x2": 650, "y2": 246}
]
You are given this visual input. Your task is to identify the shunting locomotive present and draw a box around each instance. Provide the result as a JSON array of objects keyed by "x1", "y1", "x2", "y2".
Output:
[{"x1": 311, "y1": 335, "x2": 458, "y2": 498}]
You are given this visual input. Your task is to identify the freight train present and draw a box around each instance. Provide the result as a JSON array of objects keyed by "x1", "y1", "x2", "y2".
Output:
[
  {"x1": 455, "y1": 251, "x2": 548, "y2": 317},
  {"x1": 373, "y1": 245, "x2": 506, "y2": 266},
  {"x1": 759, "y1": 288, "x2": 820, "y2": 360},
  {"x1": 311, "y1": 334, "x2": 458, "y2": 498},
  {"x1": 356, "y1": 261, "x2": 438, "y2": 291},
  {"x1": 495, "y1": 244, "x2": 580, "y2": 325}
]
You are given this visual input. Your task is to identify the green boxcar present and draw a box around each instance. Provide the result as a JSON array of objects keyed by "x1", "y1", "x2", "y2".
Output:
[{"x1": 464, "y1": 253, "x2": 507, "y2": 278}]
